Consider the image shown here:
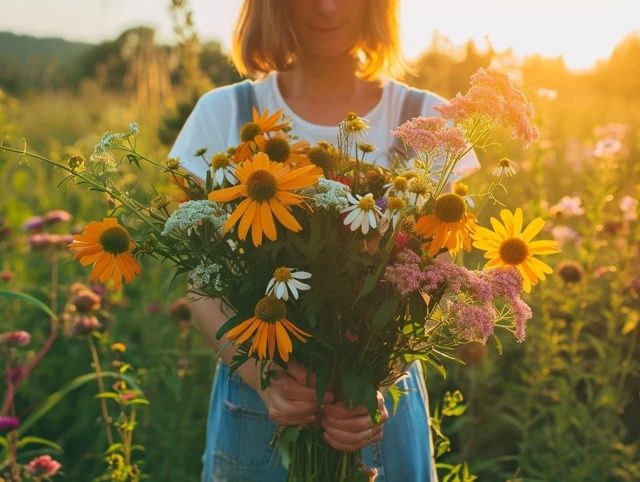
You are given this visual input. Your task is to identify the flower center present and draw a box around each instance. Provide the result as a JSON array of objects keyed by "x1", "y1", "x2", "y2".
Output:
[
  {"x1": 246, "y1": 170, "x2": 278, "y2": 202},
  {"x1": 499, "y1": 158, "x2": 512, "y2": 167},
  {"x1": 262, "y1": 137, "x2": 291, "y2": 163},
  {"x1": 211, "y1": 153, "x2": 231, "y2": 169},
  {"x1": 240, "y1": 122, "x2": 261, "y2": 142},
  {"x1": 434, "y1": 193, "x2": 466, "y2": 223},
  {"x1": 273, "y1": 267, "x2": 292, "y2": 282},
  {"x1": 307, "y1": 145, "x2": 334, "y2": 169},
  {"x1": 358, "y1": 195, "x2": 376, "y2": 211},
  {"x1": 387, "y1": 196, "x2": 406, "y2": 211},
  {"x1": 99, "y1": 226, "x2": 130, "y2": 255},
  {"x1": 393, "y1": 176, "x2": 408, "y2": 191},
  {"x1": 254, "y1": 296, "x2": 287, "y2": 324},
  {"x1": 499, "y1": 238, "x2": 529, "y2": 265},
  {"x1": 407, "y1": 176, "x2": 428, "y2": 194}
]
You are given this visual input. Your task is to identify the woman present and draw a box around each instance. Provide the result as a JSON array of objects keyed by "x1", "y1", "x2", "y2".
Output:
[{"x1": 169, "y1": 1, "x2": 479, "y2": 481}]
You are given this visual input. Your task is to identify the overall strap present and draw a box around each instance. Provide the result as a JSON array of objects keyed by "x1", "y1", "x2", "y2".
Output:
[
  {"x1": 388, "y1": 87, "x2": 426, "y2": 164},
  {"x1": 233, "y1": 79, "x2": 258, "y2": 131}
]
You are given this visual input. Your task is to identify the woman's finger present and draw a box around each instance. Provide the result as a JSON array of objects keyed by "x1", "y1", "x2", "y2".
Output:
[
  {"x1": 323, "y1": 401, "x2": 369, "y2": 419},
  {"x1": 321, "y1": 412, "x2": 372, "y2": 433}
]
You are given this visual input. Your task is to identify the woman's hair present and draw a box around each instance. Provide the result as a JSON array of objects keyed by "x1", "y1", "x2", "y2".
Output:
[{"x1": 231, "y1": 0, "x2": 405, "y2": 79}]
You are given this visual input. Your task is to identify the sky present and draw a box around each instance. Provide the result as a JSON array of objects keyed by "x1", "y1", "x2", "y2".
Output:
[{"x1": 1, "y1": 0, "x2": 639, "y2": 71}]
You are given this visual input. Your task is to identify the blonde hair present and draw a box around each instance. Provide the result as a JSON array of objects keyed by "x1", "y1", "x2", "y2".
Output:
[{"x1": 231, "y1": 0, "x2": 405, "y2": 79}]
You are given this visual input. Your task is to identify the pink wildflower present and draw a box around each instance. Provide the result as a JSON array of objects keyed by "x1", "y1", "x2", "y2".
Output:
[
  {"x1": 0, "y1": 330, "x2": 31, "y2": 347},
  {"x1": 509, "y1": 297, "x2": 532, "y2": 342},
  {"x1": 435, "y1": 67, "x2": 539, "y2": 149},
  {"x1": 620, "y1": 195, "x2": 638, "y2": 221},
  {"x1": 384, "y1": 250, "x2": 427, "y2": 297},
  {"x1": 393, "y1": 116, "x2": 466, "y2": 154},
  {"x1": 25, "y1": 455, "x2": 62, "y2": 478},
  {"x1": 44, "y1": 209, "x2": 72, "y2": 225},
  {"x1": 550, "y1": 196, "x2": 585, "y2": 218},
  {"x1": 449, "y1": 302, "x2": 496, "y2": 343}
]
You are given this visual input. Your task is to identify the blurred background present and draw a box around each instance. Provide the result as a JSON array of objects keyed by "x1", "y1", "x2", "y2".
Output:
[{"x1": 0, "y1": 1, "x2": 639, "y2": 481}]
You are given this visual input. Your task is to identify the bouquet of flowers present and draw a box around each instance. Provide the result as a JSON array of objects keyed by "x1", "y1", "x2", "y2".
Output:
[{"x1": 2, "y1": 68, "x2": 559, "y2": 481}]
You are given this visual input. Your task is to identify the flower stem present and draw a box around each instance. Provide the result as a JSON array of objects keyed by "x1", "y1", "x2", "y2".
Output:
[{"x1": 87, "y1": 335, "x2": 115, "y2": 447}]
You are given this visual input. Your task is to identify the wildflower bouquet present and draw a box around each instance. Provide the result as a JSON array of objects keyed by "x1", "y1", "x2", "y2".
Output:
[{"x1": 2, "y1": 68, "x2": 559, "y2": 482}]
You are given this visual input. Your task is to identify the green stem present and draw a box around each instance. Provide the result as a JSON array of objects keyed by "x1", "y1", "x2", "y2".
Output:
[
  {"x1": 1, "y1": 145, "x2": 160, "y2": 233},
  {"x1": 87, "y1": 336, "x2": 115, "y2": 447}
]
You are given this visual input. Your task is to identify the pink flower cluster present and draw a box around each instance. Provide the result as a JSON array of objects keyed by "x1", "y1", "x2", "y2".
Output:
[
  {"x1": 384, "y1": 252, "x2": 532, "y2": 343},
  {"x1": 435, "y1": 68, "x2": 539, "y2": 149},
  {"x1": 392, "y1": 116, "x2": 467, "y2": 154},
  {"x1": 25, "y1": 454, "x2": 62, "y2": 478}
]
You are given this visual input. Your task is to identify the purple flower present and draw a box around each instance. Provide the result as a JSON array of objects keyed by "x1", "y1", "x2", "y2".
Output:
[
  {"x1": 375, "y1": 197, "x2": 389, "y2": 212},
  {"x1": 24, "y1": 215, "x2": 46, "y2": 232},
  {"x1": 0, "y1": 416, "x2": 20, "y2": 433}
]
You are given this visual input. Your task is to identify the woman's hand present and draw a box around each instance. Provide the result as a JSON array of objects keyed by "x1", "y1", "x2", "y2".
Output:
[
  {"x1": 258, "y1": 360, "x2": 330, "y2": 426},
  {"x1": 321, "y1": 391, "x2": 389, "y2": 452}
]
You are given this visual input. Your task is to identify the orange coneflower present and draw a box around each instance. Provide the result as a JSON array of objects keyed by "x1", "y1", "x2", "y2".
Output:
[
  {"x1": 260, "y1": 131, "x2": 311, "y2": 168},
  {"x1": 415, "y1": 193, "x2": 476, "y2": 257},
  {"x1": 235, "y1": 107, "x2": 288, "y2": 162},
  {"x1": 68, "y1": 218, "x2": 141, "y2": 290},
  {"x1": 208, "y1": 152, "x2": 321, "y2": 246},
  {"x1": 226, "y1": 296, "x2": 311, "y2": 362},
  {"x1": 471, "y1": 208, "x2": 560, "y2": 293}
]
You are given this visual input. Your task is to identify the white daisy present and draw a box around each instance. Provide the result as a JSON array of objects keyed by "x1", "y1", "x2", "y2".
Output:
[
  {"x1": 341, "y1": 193, "x2": 383, "y2": 235},
  {"x1": 491, "y1": 158, "x2": 517, "y2": 177},
  {"x1": 266, "y1": 267, "x2": 312, "y2": 301},
  {"x1": 210, "y1": 153, "x2": 237, "y2": 187},
  {"x1": 385, "y1": 196, "x2": 407, "y2": 229},
  {"x1": 383, "y1": 175, "x2": 410, "y2": 199}
]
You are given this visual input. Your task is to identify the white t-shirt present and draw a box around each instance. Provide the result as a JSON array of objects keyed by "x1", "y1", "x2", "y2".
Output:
[{"x1": 169, "y1": 72, "x2": 480, "y2": 181}]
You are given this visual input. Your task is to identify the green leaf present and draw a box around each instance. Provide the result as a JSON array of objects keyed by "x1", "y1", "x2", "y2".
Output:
[
  {"x1": 423, "y1": 357, "x2": 447, "y2": 379},
  {"x1": 490, "y1": 334, "x2": 503, "y2": 355},
  {"x1": 386, "y1": 384, "x2": 409, "y2": 416},
  {"x1": 18, "y1": 371, "x2": 143, "y2": 435},
  {"x1": 275, "y1": 426, "x2": 300, "y2": 470},
  {"x1": 16, "y1": 436, "x2": 62, "y2": 453},
  {"x1": 371, "y1": 298, "x2": 399, "y2": 332},
  {"x1": 352, "y1": 274, "x2": 376, "y2": 305},
  {"x1": 0, "y1": 290, "x2": 55, "y2": 319},
  {"x1": 95, "y1": 392, "x2": 119, "y2": 400}
]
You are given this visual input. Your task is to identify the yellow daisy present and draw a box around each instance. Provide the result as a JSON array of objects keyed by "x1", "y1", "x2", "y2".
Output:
[
  {"x1": 234, "y1": 107, "x2": 288, "y2": 162},
  {"x1": 208, "y1": 152, "x2": 321, "y2": 246},
  {"x1": 471, "y1": 208, "x2": 561, "y2": 293},
  {"x1": 68, "y1": 218, "x2": 141, "y2": 290},
  {"x1": 226, "y1": 296, "x2": 311, "y2": 362},
  {"x1": 415, "y1": 193, "x2": 476, "y2": 257}
]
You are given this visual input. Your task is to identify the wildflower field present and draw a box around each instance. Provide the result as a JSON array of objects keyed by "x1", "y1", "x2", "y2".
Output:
[{"x1": 1, "y1": 17, "x2": 639, "y2": 482}]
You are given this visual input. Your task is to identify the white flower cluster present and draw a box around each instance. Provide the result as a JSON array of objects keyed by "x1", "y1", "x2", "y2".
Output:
[
  {"x1": 299, "y1": 178, "x2": 350, "y2": 212},
  {"x1": 189, "y1": 261, "x2": 224, "y2": 291},
  {"x1": 161, "y1": 200, "x2": 229, "y2": 238},
  {"x1": 93, "y1": 122, "x2": 140, "y2": 155}
]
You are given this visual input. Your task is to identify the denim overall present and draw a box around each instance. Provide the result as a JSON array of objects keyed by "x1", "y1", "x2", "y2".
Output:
[{"x1": 201, "y1": 81, "x2": 438, "y2": 482}]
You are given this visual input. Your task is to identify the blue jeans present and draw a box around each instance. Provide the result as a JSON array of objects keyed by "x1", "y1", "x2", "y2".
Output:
[{"x1": 201, "y1": 362, "x2": 438, "y2": 482}]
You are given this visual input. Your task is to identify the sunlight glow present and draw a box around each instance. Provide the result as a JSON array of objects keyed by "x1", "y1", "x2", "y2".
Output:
[{"x1": 0, "y1": 0, "x2": 638, "y2": 71}]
